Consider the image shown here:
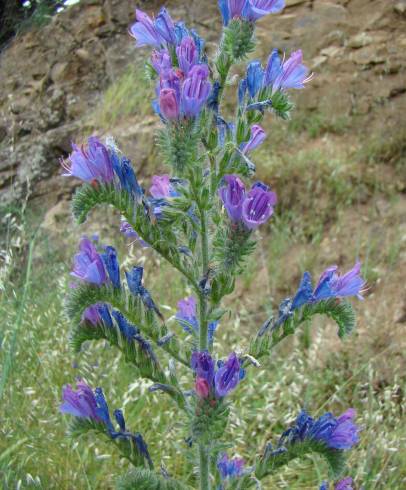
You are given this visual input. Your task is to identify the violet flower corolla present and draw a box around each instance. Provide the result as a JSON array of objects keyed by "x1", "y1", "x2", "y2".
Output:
[
  {"x1": 219, "y1": 175, "x2": 277, "y2": 230},
  {"x1": 313, "y1": 262, "x2": 366, "y2": 302},
  {"x1": 217, "y1": 452, "x2": 245, "y2": 480},
  {"x1": 218, "y1": 0, "x2": 285, "y2": 26},
  {"x1": 241, "y1": 182, "x2": 277, "y2": 230},
  {"x1": 279, "y1": 408, "x2": 360, "y2": 451},
  {"x1": 129, "y1": 9, "x2": 167, "y2": 48},
  {"x1": 191, "y1": 351, "x2": 244, "y2": 399},
  {"x1": 241, "y1": 124, "x2": 267, "y2": 154},
  {"x1": 61, "y1": 136, "x2": 114, "y2": 183},
  {"x1": 120, "y1": 221, "x2": 149, "y2": 248},
  {"x1": 71, "y1": 238, "x2": 107, "y2": 286},
  {"x1": 176, "y1": 296, "x2": 218, "y2": 342},
  {"x1": 149, "y1": 174, "x2": 179, "y2": 217},
  {"x1": 319, "y1": 478, "x2": 354, "y2": 490}
]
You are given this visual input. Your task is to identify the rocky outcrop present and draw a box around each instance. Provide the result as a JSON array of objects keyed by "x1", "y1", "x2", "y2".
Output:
[{"x1": 0, "y1": 0, "x2": 405, "y2": 207}]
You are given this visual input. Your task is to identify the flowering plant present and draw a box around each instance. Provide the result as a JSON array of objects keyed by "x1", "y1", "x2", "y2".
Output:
[{"x1": 59, "y1": 2, "x2": 366, "y2": 489}]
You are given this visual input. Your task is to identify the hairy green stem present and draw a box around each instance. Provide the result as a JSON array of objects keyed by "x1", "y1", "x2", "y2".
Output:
[
  {"x1": 198, "y1": 191, "x2": 211, "y2": 490},
  {"x1": 199, "y1": 443, "x2": 210, "y2": 490}
]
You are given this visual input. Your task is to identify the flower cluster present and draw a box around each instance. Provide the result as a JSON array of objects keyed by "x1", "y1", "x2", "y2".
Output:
[
  {"x1": 239, "y1": 49, "x2": 312, "y2": 108},
  {"x1": 130, "y1": 8, "x2": 211, "y2": 121},
  {"x1": 217, "y1": 452, "x2": 246, "y2": 481},
  {"x1": 320, "y1": 477, "x2": 354, "y2": 490},
  {"x1": 192, "y1": 351, "x2": 245, "y2": 399},
  {"x1": 292, "y1": 262, "x2": 366, "y2": 309},
  {"x1": 218, "y1": 0, "x2": 285, "y2": 25},
  {"x1": 279, "y1": 408, "x2": 360, "y2": 451},
  {"x1": 176, "y1": 296, "x2": 218, "y2": 343},
  {"x1": 219, "y1": 174, "x2": 277, "y2": 230},
  {"x1": 60, "y1": 380, "x2": 152, "y2": 466}
]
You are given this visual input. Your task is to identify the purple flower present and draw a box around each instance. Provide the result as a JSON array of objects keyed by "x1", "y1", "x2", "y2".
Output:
[
  {"x1": 335, "y1": 477, "x2": 354, "y2": 490},
  {"x1": 244, "y1": 0, "x2": 285, "y2": 21},
  {"x1": 229, "y1": 0, "x2": 247, "y2": 18},
  {"x1": 155, "y1": 8, "x2": 176, "y2": 45},
  {"x1": 217, "y1": 453, "x2": 245, "y2": 480},
  {"x1": 120, "y1": 221, "x2": 149, "y2": 247},
  {"x1": 159, "y1": 88, "x2": 180, "y2": 120},
  {"x1": 313, "y1": 262, "x2": 366, "y2": 301},
  {"x1": 272, "y1": 49, "x2": 312, "y2": 92},
  {"x1": 219, "y1": 175, "x2": 246, "y2": 222},
  {"x1": 176, "y1": 296, "x2": 199, "y2": 334},
  {"x1": 241, "y1": 183, "x2": 277, "y2": 230},
  {"x1": 82, "y1": 305, "x2": 102, "y2": 325},
  {"x1": 326, "y1": 409, "x2": 360, "y2": 450},
  {"x1": 241, "y1": 124, "x2": 266, "y2": 154},
  {"x1": 71, "y1": 238, "x2": 107, "y2": 286},
  {"x1": 60, "y1": 380, "x2": 102, "y2": 421},
  {"x1": 181, "y1": 64, "x2": 211, "y2": 118},
  {"x1": 61, "y1": 137, "x2": 114, "y2": 183},
  {"x1": 191, "y1": 351, "x2": 215, "y2": 386},
  {"x1": 176, "y1": 37, "x2": 198, "y2": 76},
  {"x1": 319, "y1": 483, "x2": 329, "y2": 490},
  {"x1": 129, "y1": 9, "x2": 163, "y2": 48},
  {"x1": 149, "y1": 174, "x2": 172, "y2": 198},
  {"x1": 151, "y1": 49, "x2": 172, "y2": 75},
  {"x1": 214, "y1": 352, "x2": 241, "y2": 397}
]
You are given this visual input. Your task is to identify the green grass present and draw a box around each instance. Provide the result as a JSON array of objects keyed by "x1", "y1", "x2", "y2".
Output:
[{"x1": 93, "y1": 64, "x2": 153, "y2": 129}]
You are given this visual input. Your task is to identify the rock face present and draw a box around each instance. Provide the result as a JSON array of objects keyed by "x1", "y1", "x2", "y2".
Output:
[{"x1": 0, "y1": 0, "x2": 405, "y2": 207}]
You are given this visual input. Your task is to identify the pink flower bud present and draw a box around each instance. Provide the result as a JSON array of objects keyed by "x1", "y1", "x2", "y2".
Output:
[
  {"x1": 159, "y1": 88, "x2": 179, "y2": 120},
  {"x1": 195, "y1": 377, "x2": 210, "y2": 398}
]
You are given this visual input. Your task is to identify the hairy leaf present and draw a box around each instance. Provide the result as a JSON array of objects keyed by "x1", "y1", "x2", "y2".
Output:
[{"x1": 117, "y1": 468, "x2": 192, "y2": 490}]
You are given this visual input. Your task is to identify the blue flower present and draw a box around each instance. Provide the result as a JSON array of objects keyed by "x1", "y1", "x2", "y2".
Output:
[
  {"x1": 125, "y1": 267, "x2": 163, "y2": 320},
  {"x1": 291, "y1": 271, "x2": 313, "y2": 310},
  {"x1": 217, "y1": 452, "x2": 245, "y2": 480},
  {"x1": 111, "y1": 310, "x2": 139, "y2": 341},
  {"x1": 101, "y1": 246, "x2": 120, "y2": 289},
  {"x1": 279, "y1": 409, "x2": 360, "y2": 451},
  {"x1": 246, "y1": 60, "x2": 264, "y2": 98},
  {"x1": 313, "y1": 262, "x2": 366, "y2": 302}
]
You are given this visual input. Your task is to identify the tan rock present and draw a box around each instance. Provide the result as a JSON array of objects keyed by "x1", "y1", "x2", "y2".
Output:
[
  {"x1": 50, "y1": 62, "x2": 69, "y2": 84},
  {"x1": 347, "y1": 32, "x2": 373, "y2": 49}
]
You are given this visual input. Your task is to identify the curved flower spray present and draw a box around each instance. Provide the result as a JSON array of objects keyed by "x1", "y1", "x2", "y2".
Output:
[{"x1": 58, "y1": 3, "x2": 367, "y2": 489}]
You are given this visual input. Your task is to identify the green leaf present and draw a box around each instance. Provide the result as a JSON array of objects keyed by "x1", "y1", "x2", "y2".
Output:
[
  {"x1": 66, "y1": 283, "x2": 192, "y2": 368},
  {"x1": 117, "y1": 468, "x2": 192, "y2": 490},
  {"x1": 249, "y1": 299, "x2": 356, "y2": 360},
  {"x1": 68, "y1": 418, "x2": 153, "y2": 469},
  {"x1": 71, "y1": 182, "x2": 198, "y2": 289},
  {"x1": 255, "y1": 439, "x2": 346, "y2": 481},
  {"x1": 70, "y1": 321, "x2": 169, "y2": 386}
]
